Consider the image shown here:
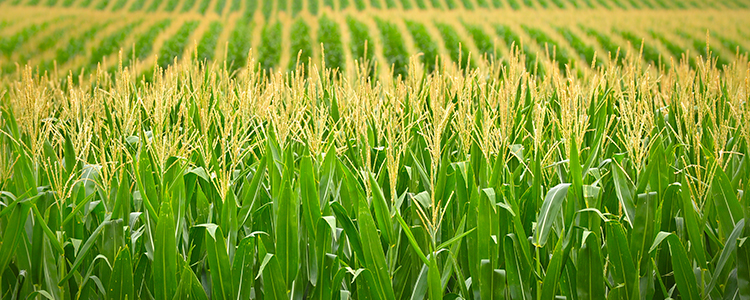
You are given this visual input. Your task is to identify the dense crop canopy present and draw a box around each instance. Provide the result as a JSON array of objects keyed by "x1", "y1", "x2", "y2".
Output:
[{"x1": 0, "y1": 48, "x2": 749, "y2": 299}]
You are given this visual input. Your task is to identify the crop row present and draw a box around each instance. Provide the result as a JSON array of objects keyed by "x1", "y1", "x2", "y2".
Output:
[
  {"x1": 1, "y1": 41, "x2": 749, "y2": 300},
  {"x1": 2, "y1": 15, "x2": 749, "y2": 77},
  {"x1": 157, "y1": 20, "x2": 199, "y2": 69},
  {"x1": 7, "y1": 0, "x2": 750, "y2": 12}
]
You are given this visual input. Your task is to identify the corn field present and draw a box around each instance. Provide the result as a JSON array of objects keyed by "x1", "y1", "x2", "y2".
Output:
[{"x1": 0, "y1": 44, "x2": 749, "y2": 299}]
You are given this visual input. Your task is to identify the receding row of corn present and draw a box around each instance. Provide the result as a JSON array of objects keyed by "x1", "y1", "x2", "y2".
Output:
[
  {"x1": 7, "y1": 0, "x2": 750, "y2": 12},
  {"x1": 2, "y1": 12, "x2": 748, "y2": 81},
  {"x1": 0, "y1": 47, "x2": 749, "y2": 299}
]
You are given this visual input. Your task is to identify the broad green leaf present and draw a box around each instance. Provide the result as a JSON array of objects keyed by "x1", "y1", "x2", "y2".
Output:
[
  {"x1": 232, "y1": 236, "x2": 256, "y2": 300},
  {"x1": 204, "y1": 225, "x2": 234, "y2": 300},
  {"x1": 358, "y1": 197, "x2": 396, "y2": 300},
  {"x1": 711, "y1": 166, "x2": 743, "y2": 240},
  {"x1": 577, "y1": 231, "x2": 605, "y2": 300},
  {"x1": 107, "y1": 246, "x2": 133, "y2": 300},
  {"x1": 649, "y1": 232, "x2": 701, "y2": 300},
  {"x1": 369, "y1": 172, "x2": 394, "y2": 246},
  {"x1": 605, "y1": 220, "x2": 638, "y2": 300},
  {"x1": 154, "y1": 201, "x2": 177, "y2": 300},
  {"x1": 259, "y1": 254, "x2": 289, "y2": 299},
  {"x1": 504, "y1": 234, "x2": 531, "y2": 300},
  {"x1": 533, "y1": 183, "x2": 571, "y2": 247},
  {"x1": 276, "y1": 163, "x2": 299, "y2": 287}
]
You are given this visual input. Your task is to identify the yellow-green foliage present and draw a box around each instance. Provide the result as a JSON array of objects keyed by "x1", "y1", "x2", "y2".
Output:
[{"x1": 1, "y1": 50, "x2": 749, "y2": 300}]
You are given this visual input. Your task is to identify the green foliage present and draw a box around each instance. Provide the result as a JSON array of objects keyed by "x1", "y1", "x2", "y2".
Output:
[
  {"x1": 583, "y1": 26, "x2": 622, "y2": 63},
  {"x1": 129, "y1": 0, "x2": 147, "y2": 11},
  {"x1": 197, "y1": 21, "x2": 224, "y2": 62},
  {"x1": 550, "y1": 0, "x2": 564, "y2": 7},
  {"x1": 399, "y1": 0, "x2": 412, "y2": 8},
  {"x1": 346, "y1": 16, "x2": 376, "y2": 71},
  {"x1": 496, "y1": 24, "x2": 540, "y2": 73},
  {"x1": 244, "y1": 0, "x2": 258, "y2": 19},
  {"x1": 198, "y1": 0, "x2": 212, "y2": 14},
  {"x1": 231, "y1": 0, "x2": 242, "y2": 11},
  {"x1": 522, "y1": 0, "x2": 533, "y2": 7},
  {"x1": 537, "y1": 0, "x2": 549, "y2": 8},
  {"x1": 384, "y1": 0, "x2": 396, "y2": 8},
  {"x1": 522, "y1": 24, "x2": 572, "y2": 71},
  {"x1": 55, "y1": 23, "x2": 109, "y2": 66},
  {"x1": 594, "y1": 0, "x2": 610, "y2": 8},
  {"x1": 181, "y1": 0, "x2": 197, "y2": 11},
  {"x1": 62, "y1": 0, "x2": 76, "y2": 6},
  {"x1": 288, "y1": 18, "x2": 313, "y2": 71},
  {"x1": 318, "y1": 15, "x2": 345, "y2": 71},
  {"x1": 375, "y1": 18, "x2": 408, "y2": 77},
  {"x1": 649, "y1": 30, "x2": 696, "y2": 67},
  {"x1": 262, "y1": 0, "x2": 273, "y2": 20},
  {"x1": 308, "y1": 0, "x2": 318, "y2": 14},
  {"x1": 164, "y1": 0, "x2": 180, "y2": 10},
  {"x1": 95, "y1": 0, "x2": 110, "y2": 10},
  {"x1": 226, "y1": 21, "x2": 252, "y2": 72},
  {"x1": 429, "y1": 0, "x2": 441, "y2": 9},
  {"x1": 78, "y1": 0, "x2": 93, "y2": 8},
  {"x1": 507, "y1": 0, "x2": 521, "y2": 9},
  {"x1": 292, "y1": 0, "x2": 303, "y2": 15},
  {"x1": 463, "y1": 22, "x2": 495, "y2": 60},
  {"x1": 323, "y1": 0, "x2": 333, "y2": 9},
  {"x1": 459, "y1": 0, "x2": 472, "y2": 9},
  {"x1": 557, "y1": 26, "x2": 598, "y2": 67},
  {"x1": 2, "y1": 48, "x2": 749, "y2": 300},
  {"x1": 436, "y1": 22, "x2": 473, "y2": 69},
  {"x1": 258, "y1": 21, "x2": 282, "y2": 71},
  {"x1": 89, "y1": 20, "x2": 142, "y2": 68},
  {"x1": 444, "y1": 0, "x2": 457, "y2": 9},
  {"x1": 130, "y1": 19, "x2": 172, "y2": 61},
  {"x1": 370, "y1": 0, "x2": 381, "y2": 9},
  {"x1": 352, "y1": 0, "x2": 365, "y2": 10},
  {"x1": 713, "y1": 32, "x2": 750, "y2": 57},
  {"x1": 157, "y1": 20, "x2": 199, "y2": 68},
  {"x1": 414, "y1": 0, "x2": 425, "y2": 8},
  {"x1": 0, "y1": 22, "x2": 48, "y2": 56},
  {"x1": 147, "y1": 0, "x2": 163, "y2": 12},
  {"x1": 405, "y1": 20, "x2": 438, "y2": 72},
  {"x1": 618, "y1": 30, "x2": 667, "y2": 68},
  {"x1": 475, "y1": 0, "x2": 488, "y2": 8},
  {"x1": 676, "y1": 29, "x2": 731, "y2": 68},
  {"x1": 215, "y1": 0, "x2": 228, "y2": 14},
  {"x1": 110, "y1": 0, "x2": 128, "y2": 10},
  {"x1": 277, "y1": 0, "x2": 287, "y2": 12}
]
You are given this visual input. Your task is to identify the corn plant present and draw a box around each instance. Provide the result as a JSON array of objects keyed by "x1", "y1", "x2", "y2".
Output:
[
  {"x1": 309, "y1": 0, "x2": 318, "y2": 15},
  {"x1": 463, "y1": 22, "x2": 495, "y2": 61},
  {"x1": 215, "y1": 0, "x2": 228, "y2": 14},
  {"x1": 89, "y1": 20, "x2": 143, "y2": 68},
  {"x1": 258, "y1": 21, "x2": 282, "y2": 72},
  {"x1": 226, "y1": 20, "x2": 253, "y2": 72},
  {"x1": 375, "y1": 17, "x2": 409, "y2": 77},
  {"x1": 129, "y1": 0, "x2": 147, "y2": 11},
  {"x1": 346, "y1": 16, "x2": 376, "y2": 75},
  {"x1": 182, "y1": 0, "x2": 197, "y2": 11},
  {"x1": 197, "y1": 0, "x2": 212, "y2": 14},
  {"x1": 436, "y1": 22, "x2": 473, "y2": 69},
  {"x1": 318, "y1": 15, "x2": 345, "y2": 72},
  {"x1": 1, "y1": 46, "x2": 748, "y2": 300},
  {"x1": 197, "y1": 21, "x2": 224, "y2": 62},
  {"x1": 157, "y1": 20, "x2": 199, "y2": 69},
  {"x1": 288, "y1": 18, "x2": 313, "y2": 71},
  {"x1": 404, "y1": 20, "x2": 438, "y2": 73}
]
